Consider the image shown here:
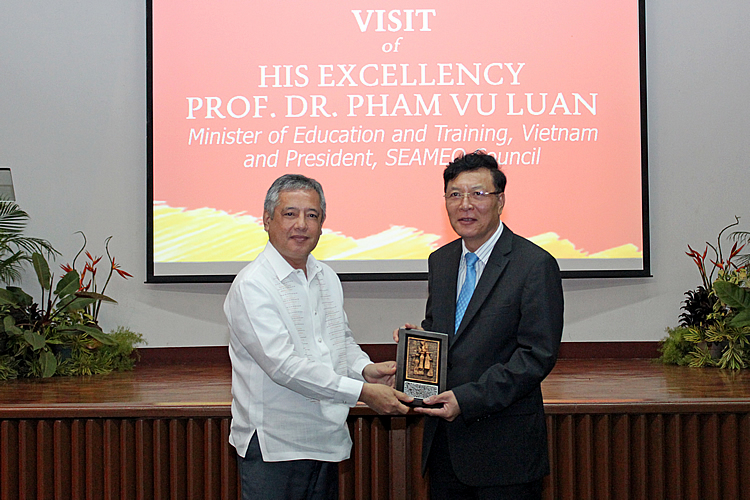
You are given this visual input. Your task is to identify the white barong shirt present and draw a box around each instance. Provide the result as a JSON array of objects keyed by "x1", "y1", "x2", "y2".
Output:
[{"x1": 225, "y1": 242, "x2": 371, "y2": 462}]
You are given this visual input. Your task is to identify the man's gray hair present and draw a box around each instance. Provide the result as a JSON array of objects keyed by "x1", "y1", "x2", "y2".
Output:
[{"x1": 264, "y1": 174, "x2": 326, "y2": 221}]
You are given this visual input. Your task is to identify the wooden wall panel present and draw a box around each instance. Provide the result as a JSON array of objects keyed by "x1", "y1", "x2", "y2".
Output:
[
  {"x1": 1, "y1": 412, "x2": 750, "y2": 499},
  {"x1": 543, "y1": 412, "x2": 750, "y2": 500}
]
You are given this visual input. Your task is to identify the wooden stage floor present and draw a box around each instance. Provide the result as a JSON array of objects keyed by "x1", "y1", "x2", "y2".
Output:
[{"x1": 2, "y1": 358, "x2": 750, "y2": 417}]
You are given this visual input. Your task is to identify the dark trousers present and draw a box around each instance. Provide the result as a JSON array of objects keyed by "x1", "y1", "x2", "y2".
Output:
[
  {"x1": 427, "y1": 422, "x2": 543, "y2": 500},
  {"x1": 237, "y1": 433, "x2": 339, "y2": 500}
]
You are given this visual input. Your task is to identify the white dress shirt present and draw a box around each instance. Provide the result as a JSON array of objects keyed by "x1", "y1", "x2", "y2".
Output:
[
  {"x1": 456, "y1": 222, "x2": 505, "y2": 300},
  {"x1": 225, "y1": 242, "x2": 372, "y2": 461}
]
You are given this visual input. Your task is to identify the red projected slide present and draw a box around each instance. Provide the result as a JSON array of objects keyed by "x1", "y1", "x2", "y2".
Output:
[{"x1": 149, "y1": 0, "x2": 648, "y2": 280}]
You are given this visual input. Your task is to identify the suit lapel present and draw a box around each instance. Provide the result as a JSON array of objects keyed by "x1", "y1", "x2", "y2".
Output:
[
  {"x1": 453, "y1": 227, "x2": 513, "y2": 342},
  {"x1": 433, "y1": 241, "x2": 461, "y2": 337}
]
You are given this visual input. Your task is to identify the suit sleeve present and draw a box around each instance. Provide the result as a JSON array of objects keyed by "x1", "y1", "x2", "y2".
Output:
[
  {"x1": 421, "y1": 254, "x2": 436, "y2": 332},
  {"x1": 452, "y1": 252, "x2": 564, "y2": 422}
]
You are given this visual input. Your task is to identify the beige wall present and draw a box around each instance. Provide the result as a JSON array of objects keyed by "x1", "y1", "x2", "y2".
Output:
[{"x1": 1, "y1": 0, "x2": 748, "y2": 347}]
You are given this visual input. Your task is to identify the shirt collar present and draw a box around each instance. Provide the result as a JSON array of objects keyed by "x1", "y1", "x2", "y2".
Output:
[
  {"x1": 264, "y1": 242, "x2": 322, "y2": 282},
  {"x1": 461, "y1": 221, "x2": 504, "y2": 264}
]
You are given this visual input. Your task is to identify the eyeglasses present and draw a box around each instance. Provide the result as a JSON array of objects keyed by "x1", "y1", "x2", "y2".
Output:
[{"x1": 444, "y1": 191, "x2": 502, "y2": 203}]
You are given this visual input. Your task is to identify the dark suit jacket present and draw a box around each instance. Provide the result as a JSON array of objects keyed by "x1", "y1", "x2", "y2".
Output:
[{"x1": 421, "y1": 226, "x2": 564, "y2": 487}]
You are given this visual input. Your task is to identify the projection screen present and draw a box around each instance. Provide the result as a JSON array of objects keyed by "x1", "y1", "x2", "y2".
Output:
[{"x1": 147, "y1": 0, "x2": 649, "y2": 282}]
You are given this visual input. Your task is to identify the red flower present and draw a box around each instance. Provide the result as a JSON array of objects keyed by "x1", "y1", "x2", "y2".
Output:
[
  {"x1": 79, "y1": 266, "x2": 91, "y2": 291},
  {"x1": 84, "y1": 262, "x2": 97, "y2": 276},
  {"x1": 86, "y1": 251, "x2": 102, "y2": 266},
  {"x1": 729, "y1": 242, "x2": 745, "y2": 261},
  {"x1": 111, "y1": 258, "x2": 133, "y2": 279},
  {"x1": 115, "y1": 268, "x2": 133, "y2": 279}
]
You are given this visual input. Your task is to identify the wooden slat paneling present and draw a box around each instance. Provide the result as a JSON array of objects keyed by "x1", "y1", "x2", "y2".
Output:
[
  {"x1": 36, "y1": 419, "x2": 54, "y2": 498},
  {"x1": 0, "y1": 420, "x2": 19, "y2": 498},
  {"x1": 19, "y1": 420, "x2": 35, "y2": 499},
  {"x1": 119, "y1": 419, "x2": 137, "y2": 500},
  {"x1": 371, "y1": 417, "x2": 388, "y2": 499},
  {"x1": 408, "y1": 417, "x2": 428, "y2": 500},
  {"x1": 134, "y1": 419, "x2": 153, "y2": 500},
  {"x1": 1, "y1": 412, "x2": 750, "y2": 499},
  {"x1": 593, "y1": 414, "x2": 612, "y2": 500},
  {"x1": 203, "y1": 418, "x2": 222, "y2": 499},
  {"x1": 53, "y1": 420, "x2": 71, "y2": 499},
  {"x1": 220, "y1": 418, "x2": 238, "y2": 500},
  {"x1": 741, "y1": 414, "x2": 750, "y2": 500}
]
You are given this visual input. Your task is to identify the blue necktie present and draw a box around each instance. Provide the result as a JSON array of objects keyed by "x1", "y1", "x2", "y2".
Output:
[{"x1": 455, "y1": 252, "x2": 478, "y2": 333}]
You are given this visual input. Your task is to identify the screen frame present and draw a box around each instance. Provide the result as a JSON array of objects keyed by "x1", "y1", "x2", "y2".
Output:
[{"x1": 145, "y1": 0, "x2": 650, "y2": 284}]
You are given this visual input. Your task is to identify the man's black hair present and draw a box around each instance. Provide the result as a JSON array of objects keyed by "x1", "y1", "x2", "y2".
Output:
[{"x1": 443, "y1": 150, "x2": 507, "y2": 193}]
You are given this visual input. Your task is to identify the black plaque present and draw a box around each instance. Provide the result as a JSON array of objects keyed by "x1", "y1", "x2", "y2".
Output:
[{"x1": 395, "y1": 329, "x2": 449, "y2": 407}]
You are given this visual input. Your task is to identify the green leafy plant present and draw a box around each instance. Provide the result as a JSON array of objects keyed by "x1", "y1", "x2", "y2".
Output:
[
  {"x1": 658, "y1": 326, "x2": 692, "y2": 366},
  {"x1": 56, "y1": 326, "x2": 143, "y2": 376},
  {"x1": 0, "y1": 200, "x2": 58, "y2": 284},
  {"x1": 0, "y1": 231, "x2": 143, "y2": 379},
  {"x1": 714, "y1": 279, "x2": 750, "y2": 327},
  {"x1": 661, "y1": 218, "x2": 750, "y2": 370}
]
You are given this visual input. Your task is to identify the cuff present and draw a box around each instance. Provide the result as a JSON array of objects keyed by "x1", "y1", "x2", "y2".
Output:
[{"x1": 337, "y1": 377, "x2": 365, "y2": 406}]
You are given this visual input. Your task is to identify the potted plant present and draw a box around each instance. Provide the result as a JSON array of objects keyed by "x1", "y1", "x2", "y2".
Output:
[
  {"x1": 660, "y1": 217, "x2": 750, "y2": 369},
  {"x1": 0, "y1": 202, "x2": 144, "y2": 379}
]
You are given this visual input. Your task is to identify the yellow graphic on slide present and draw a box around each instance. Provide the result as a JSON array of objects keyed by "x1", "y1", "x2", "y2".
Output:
[{"x1": 153, "y1": 203, "x2": 641, "y2": 262}]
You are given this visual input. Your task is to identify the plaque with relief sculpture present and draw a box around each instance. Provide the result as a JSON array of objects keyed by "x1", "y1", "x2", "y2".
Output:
[{"x1": 395, "y1": 329, "x2": 448, "y2": 407}]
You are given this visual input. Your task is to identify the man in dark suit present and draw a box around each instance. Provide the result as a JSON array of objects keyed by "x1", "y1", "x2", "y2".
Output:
[{"x1": 397, "y1": 151, "x2": 564, "y2": 499}]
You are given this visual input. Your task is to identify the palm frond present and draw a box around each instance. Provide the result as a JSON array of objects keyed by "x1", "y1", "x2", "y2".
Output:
[
  {"x1": 4, "y1": 235, "x2": 57, "y2": 256},
  {"x1": 0, "y1": 251, "x2": 28, "y2": 283},
  {"x1": 0, "y1": 201, "x2": 59, "y2": 284},
  {"x1": 731, "y1": 230, "x2": 750, "y2": 267},
  {"x1": 0, "y1": 201, "x2": 31, "y2": 235}
]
